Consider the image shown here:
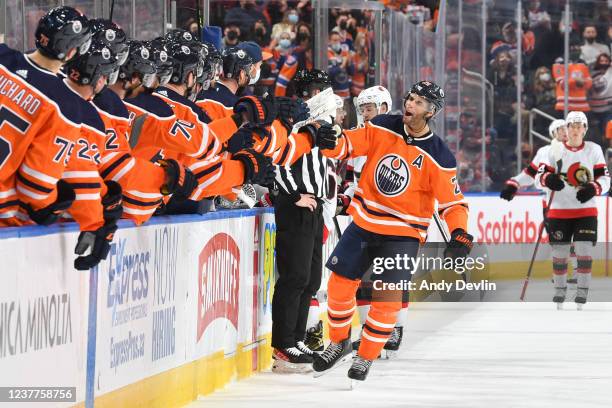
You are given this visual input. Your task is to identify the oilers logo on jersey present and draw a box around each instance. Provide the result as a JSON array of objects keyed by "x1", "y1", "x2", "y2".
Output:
[{"x1": 374, "y1": 154, "x2": 409, "y2": 197}]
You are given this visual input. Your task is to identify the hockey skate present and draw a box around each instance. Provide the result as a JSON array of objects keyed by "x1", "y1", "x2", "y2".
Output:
[
  {"x1": 304, "y1": 321, "x2": 324, "y2": 352},
  {"x1": 312, "y1": 337, "x2": 352, "y2": 378},
  {"x1": 272, "y1": 347, "x2": 313, "y2": 374},
  {"x1": 381, "y1": 326, "x2": 403, "y2": 359},
  {"x1": 575, "y1": 287, "x2": 588, "y2": 310},
  {"x1": 348, "y1": 356, "x2": 373, "y2": 389},
  {"x1": 553, "y1": 287, "x2": 567, "y2": 310},
  {"x1": 296, "y1": 340, "x2": 316, "y2": 357}
]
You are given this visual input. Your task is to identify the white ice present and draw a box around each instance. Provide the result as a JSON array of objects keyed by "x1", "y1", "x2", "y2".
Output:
[{"x1": 189, "y1": 300, "x2": 612, "y2": 408}]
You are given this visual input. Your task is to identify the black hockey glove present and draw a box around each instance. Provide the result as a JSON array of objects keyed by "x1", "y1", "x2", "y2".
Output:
[
  {"x1": 101, "y1": 181, "x2": 123, "y2": 223},
  {"x1": 576, "y1": 182, "x2": 599, "y2": 203},
  {"x1": 25, "y1": 179, "x2": 75, "y2": 225},
  {"x1": 276, "y1": 97, "x2": 310, "y2": 128},
  {"x1": 542, "y1": 172, "x2": 565, "y2": 191},
  {"x1": 443, "y1": 229, "x2": 474, "y2": 260},
  {"x1": 159, "y1": 159, "x2": 197, "y2": 200},
  {"x1": 234, "y1": 95, "x2": 277, "y2": 126},
  {"x1": 74, "y1": 222, "x2": 118, "y2": 270},
  {"x1": 234, "y1": 148, "x2": 276, "y2": 186},
  {"x1": 300, "y1": 123, "x2": 338, "y2": 150},
  {"x1": 227, "y1": 126, "x2": 256, "y2": 154},
  {"x1": 499, "y1": 180, "x2": 518, "y2": 201}
]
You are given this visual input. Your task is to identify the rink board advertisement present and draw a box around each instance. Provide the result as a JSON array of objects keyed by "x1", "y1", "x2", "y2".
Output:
[
  {"x1": 0, "y1": 229, "x2": 89, "y2": 407},
  {"x1": 0, "y1": 195, "x2": 610, "y2": 407}
]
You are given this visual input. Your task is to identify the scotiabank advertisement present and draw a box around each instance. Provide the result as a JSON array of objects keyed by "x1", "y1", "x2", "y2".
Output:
[{"x1": 467, "y1": 195, "x2": 610, "y2": 244}]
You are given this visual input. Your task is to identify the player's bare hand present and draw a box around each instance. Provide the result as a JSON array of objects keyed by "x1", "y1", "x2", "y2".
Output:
[{"x1": 295, "y1": 194, "x2": 317, "y2": 211}]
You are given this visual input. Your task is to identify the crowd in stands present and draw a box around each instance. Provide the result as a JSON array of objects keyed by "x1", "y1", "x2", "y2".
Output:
[{"x1": 447, "y1": 0, "x2": 612, "y2": 192}]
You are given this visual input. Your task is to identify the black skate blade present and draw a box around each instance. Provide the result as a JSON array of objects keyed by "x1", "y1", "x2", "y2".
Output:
[
  {"x1": 312, "y1": 354, "x2": 352, "y2": 378},
  {"x1": 272, "y1": 359, "x2": 313, "y2": 374}
]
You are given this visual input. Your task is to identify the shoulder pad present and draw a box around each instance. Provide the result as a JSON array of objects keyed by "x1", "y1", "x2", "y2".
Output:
[
  {"x1": 125, "y1": 93, "x2": 174, "y2": 118},
  {"x1": 93, "y1": 88, "x2": 129, "y2": 119}
]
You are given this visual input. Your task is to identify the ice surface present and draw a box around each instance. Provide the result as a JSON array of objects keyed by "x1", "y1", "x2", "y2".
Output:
[{"x1": 189, "y1": 300, "x2": 612, "y2": 408}]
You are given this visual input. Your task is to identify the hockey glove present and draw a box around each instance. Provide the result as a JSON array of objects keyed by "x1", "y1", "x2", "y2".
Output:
[
  {"x1": 74, "y1": 221, "x2": 118, "y2": 270},
  {"x1": 227, "y1": 126, "x2": 255, "y2": 154},
  {"x1": 102, "y1": 181, "x2": 123, "y2": 223},
  {"x1": 300, "y1": 123, "x2": 339, "y2": 150},
  {"x1": 443, "y1": 229, "x2": 474, "y2": 260},
  {"x1": 576, "y1": 181, "x2": 599, "y2": 203},
  {"x1": 336, "y1": 194, "x2": 351, "y2": 215},
  {"x1": 234, "y1": 95, "x2": 277, "y2": 126},
  {"x1": 276, "y1": 97, "x2": 310, "y2": 127},
  {"x1": 542, "y1": 172, "x2": 565, "y2": 191},
  {"x1": 234, "y1": 148, "x2": 276, "y2": 186},
  {"x1": 159, "y1": 159, "x2": 197, "y2": 199},
  {"x1": 25, "y1": 179, "x2": 76, "y2": 225},
  {"x1": 499, "y1": 180, "x2": 518, "y2": 201}
]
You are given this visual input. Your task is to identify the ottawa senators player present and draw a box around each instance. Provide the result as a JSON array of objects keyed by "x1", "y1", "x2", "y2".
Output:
[
  {"x1": 535, "y1": 111, "x2": 610, "y2": 309},
  {"x1": 312, "y1": 81, "x2": 473, "y2": 383}
]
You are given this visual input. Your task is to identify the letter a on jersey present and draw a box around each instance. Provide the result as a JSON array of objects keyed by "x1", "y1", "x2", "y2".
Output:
[{"x1": 374, "y1": 154, "x2": 409, "y2": 197}]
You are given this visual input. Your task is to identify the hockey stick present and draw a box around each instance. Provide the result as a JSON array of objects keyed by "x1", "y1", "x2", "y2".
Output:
[
  {"x1": 520, "y1": 140, "x2": 564, "y2": 301},
  {"x1": 110, "y1": 0, "x2": 115, "y2": 20},
  {"x1": 434, "y1": 211, "x2": 468, "y2": 283},
  {"x1": 519, "y1": 191, "x2": 556, "y2": 301}
]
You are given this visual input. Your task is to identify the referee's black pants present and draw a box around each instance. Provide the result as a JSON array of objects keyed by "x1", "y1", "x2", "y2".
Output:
[{"x1": 272, "y1": 194, "x2": 323, "y2": 349}]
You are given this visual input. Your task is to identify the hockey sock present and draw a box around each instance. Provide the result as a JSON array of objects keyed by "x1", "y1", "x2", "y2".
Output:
[
  {"x1": 396, "y1": 303, "x2": 409, "y2": 328},
  {"x1": 305, "y1": 297, "x2": 321, "y2": 331},
  {"x1": 327, "y1": 272, "x2": 360, "y2": 343},
  {"x1": 552, "y1": 257, "x2": 568, "y2": 288},
  {"x1": 359, "y1": 299, "x2": 401, "y2": 361},
  {"x1": 576, "y1": 256, "x2": 592, "y2": 288}
]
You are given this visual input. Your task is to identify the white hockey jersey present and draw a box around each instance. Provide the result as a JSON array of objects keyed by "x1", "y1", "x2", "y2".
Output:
[
  {"x1": 535, "y1": 141, "x2": 610, "y2": 218},
  {"x1": 512, "y1": 144, "x2": 551, "y2": 187}
]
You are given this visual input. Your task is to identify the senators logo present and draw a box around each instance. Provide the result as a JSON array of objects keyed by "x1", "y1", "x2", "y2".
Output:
[
  {"x1": 374, "y1": 154, "x2": 410, "y2": 197},
  {"x1": 565, "y1": 162, "x2": 591, "y2": 187}
]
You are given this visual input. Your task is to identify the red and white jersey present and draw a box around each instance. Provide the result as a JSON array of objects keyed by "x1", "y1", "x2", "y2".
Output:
[
  {"x1": 535, "y1": 141, "x2": 610, "y2": 218},
  {"x1": 512, "y1": 144, "x2": 551, "y2": 188},
  {"x1": 322, "y1": 114, "x2": 468, "y2": 240}
]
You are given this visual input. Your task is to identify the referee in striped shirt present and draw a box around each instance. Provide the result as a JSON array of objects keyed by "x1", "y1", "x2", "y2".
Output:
[{"x1": 271, "y1": 69, "x2": 339, "y2": 366}]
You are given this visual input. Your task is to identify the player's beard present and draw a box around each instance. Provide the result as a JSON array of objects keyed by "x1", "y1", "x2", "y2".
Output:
[{"x1": 403, "y1": 111, "x2": 427, "y2": 133}]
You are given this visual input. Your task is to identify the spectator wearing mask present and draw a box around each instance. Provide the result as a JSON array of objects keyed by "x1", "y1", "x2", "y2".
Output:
[
  {"x1": 588, "y1": 53, "x2": 612, "y2": 141},
  {"x1": 261, "y1": 30, "x2": 293, "y2": 93},
  {"x1": 274, "y1": 22, "x2": 314, "y2": 96},
  {"x1": 553, "y1": 35, "x2": 593, "y2": 112},
  {"x1": 350, "y1": 32, "x2": 369, "y2": 97},
  {"x1": 529, "y1": 66, "x2": 557, "y2": 115},
  {"x1": 252, "y1": 19, "x2": 270, "y2": 47},
  {"x1": 223, "y1": 23, "x2": 241, "y2": 48},
  {"x1": 580, "y1": 25, "x2": 610, "y2": 68},
  {"x1": 272, "y1": 9, "x2": 300, "y2": 41},
  {"x1": 327, "y1": 31, "x2": 351, "y2": 99}
]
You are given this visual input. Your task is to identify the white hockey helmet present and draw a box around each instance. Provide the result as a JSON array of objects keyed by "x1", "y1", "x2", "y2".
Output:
[
  {"x1": 565, "y1": 111, "x2": 588, "y2": 129},
  {"x1": 355, "y1": 85, "x2": 393, "y2": 113},
  {"x1": 548, "y1": 119, "x2": 566, "y2": 138}
]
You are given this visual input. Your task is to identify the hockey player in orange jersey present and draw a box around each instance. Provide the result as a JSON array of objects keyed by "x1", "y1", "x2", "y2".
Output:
[
  {"x1": 125, "y1": 37, "x2": 275, "y2": 208},
  {"x1": 312, "y1": 81, "x2": 474, "y2": 383},
  {"x1": 0, "y1": 7, "x2": 92, "y2": 227},
  {"x1": 93, "y1": 37, "x2": 197, "y2": 223}
]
